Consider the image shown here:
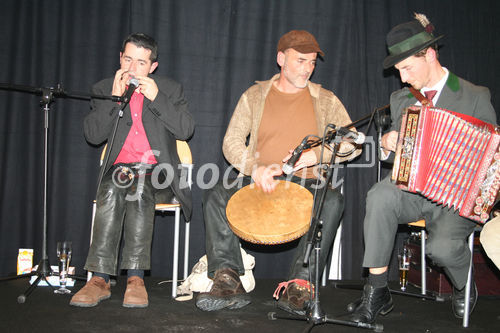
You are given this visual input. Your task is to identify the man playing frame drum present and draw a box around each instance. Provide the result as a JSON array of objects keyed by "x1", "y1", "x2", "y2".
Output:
[{"x1": 195, "y1": 30, "x2": 361, "y2": 314}]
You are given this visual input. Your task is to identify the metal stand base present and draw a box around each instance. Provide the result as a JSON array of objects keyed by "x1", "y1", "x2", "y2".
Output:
[
  {"x1": 269, "y1": 247, "x2": 383, "y2": 332},
  {"x1": 269, "y1": 311, "x2": 383, "y2": 333}
]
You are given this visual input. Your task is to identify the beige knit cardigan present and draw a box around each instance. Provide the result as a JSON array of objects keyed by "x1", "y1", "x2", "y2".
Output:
[{"x1": 223, "y1": 74, "x2": 362, "y2": 176}]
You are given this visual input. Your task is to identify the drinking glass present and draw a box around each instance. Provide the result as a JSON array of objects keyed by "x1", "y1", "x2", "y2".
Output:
[
  {"x1": 54, "y1": 241, "x2": 72, "y2": 294},
  {"x1": 398, "y1": 243, "x2": 412, "y2": 291}
]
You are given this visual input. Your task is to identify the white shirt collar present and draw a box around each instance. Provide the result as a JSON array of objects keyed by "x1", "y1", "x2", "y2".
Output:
[{"x1": 419, "y1": 67, "x2": 449, "y2": 106}]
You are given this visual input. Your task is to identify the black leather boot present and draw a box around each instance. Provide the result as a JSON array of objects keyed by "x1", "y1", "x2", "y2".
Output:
[
  {"x1": 348, "y1": 284, "x2": 393, "y2": 324},
  {"x1": 452, "y1": 279, "x2": 478, "y2": 318}
]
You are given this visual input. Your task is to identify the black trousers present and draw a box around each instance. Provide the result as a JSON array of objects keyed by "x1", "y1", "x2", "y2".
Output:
[
  {"x1": 85, "y1": 163, "x2": 174, "y2": 276},
  {"x1": 362, "y1": 176, "x2": 475, "y2": 289},
  {"x1": 202, "y1": 175, "x2": 344, "y2": 281}
]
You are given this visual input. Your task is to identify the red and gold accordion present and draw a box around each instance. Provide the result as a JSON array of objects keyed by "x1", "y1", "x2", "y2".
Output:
[{"x1": 392, "y1": 106, "x2": 500, "y2": 223}]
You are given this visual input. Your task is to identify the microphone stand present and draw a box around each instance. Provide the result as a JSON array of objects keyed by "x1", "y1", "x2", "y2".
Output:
[
  {"x1": 268, "y1": 129, "x2": 383, "y2": 332},
  {"x1": 301, "y1": 104, "x2": 390, "y2": 153},
  {"x1": 0, "y1": 82, "x2": 119, "y2": 302},
  {"x1": 93, "y1": 89, "x2": 132, "y2": 204}
]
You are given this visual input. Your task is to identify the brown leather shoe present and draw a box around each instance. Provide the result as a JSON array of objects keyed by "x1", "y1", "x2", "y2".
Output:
[
  {"x1": 274, "y1": 279, "x2": 312, "y2": 316},
  {"x1": 195, "y1": 268, "x2": 251, "y2": 311},
  {"x1": 123, "y1": 276, "x2": 148, "y2": 308},
  {"x1": 70, "y1": 276, "x2": 111, "y2": 307}
]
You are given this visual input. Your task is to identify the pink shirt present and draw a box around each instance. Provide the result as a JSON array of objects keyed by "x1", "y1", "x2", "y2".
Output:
[{"x1": 114, "y1": 90, "x2": 158, "y2": 165}]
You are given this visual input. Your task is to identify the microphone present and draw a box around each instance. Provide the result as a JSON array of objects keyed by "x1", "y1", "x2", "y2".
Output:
[
  {"x1": 282, "y1": 136, "x2": 309, "y2": 175},
  {"x1": 335, "y1": 126, "x2": 366, "y2": 144},
  {"x1": 121, "y1": 77, "x2": 139, "y2": 103}
]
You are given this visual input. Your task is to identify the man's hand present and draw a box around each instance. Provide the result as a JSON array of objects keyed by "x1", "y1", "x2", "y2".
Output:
[
  {"x1": 136, "y1": 75, "x2": 158, "y2": 101},
  {"x1": 282, "y1": 149, "x2": 317, "y2": 173},
  {"x1": 111, "y1": 71, "x2": 158, "y2": 101},
  {"x1": 381, "y1": 131, "x2": 399, "y2": 154},
  {"x1": 112, "y1": 69, "x2": 132, "y2": 97},
  {"x1": 251, "y1": 165, "x2": 282, "y2": 193}
]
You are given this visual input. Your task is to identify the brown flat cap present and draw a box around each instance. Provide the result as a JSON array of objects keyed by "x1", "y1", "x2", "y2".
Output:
[{"x1": 277, "y1": 30, "x2": 324, "y2": 57}]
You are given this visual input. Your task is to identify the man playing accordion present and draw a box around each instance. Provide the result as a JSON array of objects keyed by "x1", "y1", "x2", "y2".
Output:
[{"x1": 347, "y1": 13, "x2": 497, "y2": 324}]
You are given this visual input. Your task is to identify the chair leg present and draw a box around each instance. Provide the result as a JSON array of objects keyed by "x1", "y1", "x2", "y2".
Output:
[
  {"x1": 323, "y1": 222, "x2": 343, "y2": 286},
  {"x1": 183, "y1": 220, "x2": 190, "y2": 280},
  {"x1": 463, "y1": 232, "x2": 475, "y2": 328},
  {"x1": 172, "y1": 207, "x2": 180, "y2": 298},
  {"x1": 87, "y1": 202, "x2": 97, "y2": 282},
  {"x1": 321, "y1": 266, "x2": 327, "y2": 287},
  {"x1": 421, "y1": 229, "x2": 426, "y2": 295}
]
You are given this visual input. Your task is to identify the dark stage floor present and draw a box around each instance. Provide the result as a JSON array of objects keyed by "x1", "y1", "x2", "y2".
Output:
[{"x1": 1, "y1": 277, "x2": 498, "y2": 332}]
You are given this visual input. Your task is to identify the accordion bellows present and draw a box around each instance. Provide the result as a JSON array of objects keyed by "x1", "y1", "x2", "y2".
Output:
[{"x1": 392, "y1": 106, "x2": 500, "y2": 223}]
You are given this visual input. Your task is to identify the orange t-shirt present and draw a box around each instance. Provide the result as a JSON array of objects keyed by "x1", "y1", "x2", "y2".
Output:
[{"x1": 256, "y1": 84, "x2": 317, "y2": 178}]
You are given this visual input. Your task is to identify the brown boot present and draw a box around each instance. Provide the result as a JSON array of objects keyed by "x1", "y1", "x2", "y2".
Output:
[
  {"x1": 195, "y1": 268, "x2": 251, "y2": 311},
  {"x1": 123, "y1": 276, "x2": 148, "y2": 308},
  {"x1": 70, "y1": 276, "x2": 111, "y2": 307},
  {"x1": 274, "y1": 279, "x2": 312, "y2": 316}
]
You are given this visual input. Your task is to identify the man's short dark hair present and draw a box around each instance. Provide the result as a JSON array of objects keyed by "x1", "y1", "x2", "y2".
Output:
[
  {"x1": 414, "y1": 44, "x2": 439, "y2": 59},
  {"x1": 121, "y1": 33, "x2": 158, "y2": 62}
]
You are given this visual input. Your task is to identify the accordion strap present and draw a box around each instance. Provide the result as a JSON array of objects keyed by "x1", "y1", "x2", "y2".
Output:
[{"x1": 409, "y1": 87, "x2": 432, "y2": 106}]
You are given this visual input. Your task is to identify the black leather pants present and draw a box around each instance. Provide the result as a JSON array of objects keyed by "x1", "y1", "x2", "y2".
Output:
[
  {"x1": 202, "y1": 175, "x2": 344, "y2": 281},
  {"x1": 84, "y1": 164, "x2": 173, "y2": 276}
]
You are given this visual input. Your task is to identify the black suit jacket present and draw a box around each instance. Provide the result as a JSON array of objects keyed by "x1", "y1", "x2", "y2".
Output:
[{"x1": 84, "y1": 74, "x2": 195, "y2": 218}]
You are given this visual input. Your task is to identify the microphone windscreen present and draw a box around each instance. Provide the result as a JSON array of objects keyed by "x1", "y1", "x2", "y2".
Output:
[
  {"x1": 128, "y1": 77, "x2": 139, "y2": 87},
  {"x1": 354, "y1": 132, "x2": 366, "y2": 145},
  {"x1": 282, "y1": 163, "x2": 294, "y2": 175}
]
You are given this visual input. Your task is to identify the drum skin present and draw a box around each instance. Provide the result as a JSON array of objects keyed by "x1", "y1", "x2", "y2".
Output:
[{"x1": 226, "y1": 180, "x2": 313, "y2": 245}]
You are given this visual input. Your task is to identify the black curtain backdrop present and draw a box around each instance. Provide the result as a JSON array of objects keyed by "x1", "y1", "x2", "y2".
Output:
[{"x1": 0, "y1": 0, "x2": 498, "y2": 280}]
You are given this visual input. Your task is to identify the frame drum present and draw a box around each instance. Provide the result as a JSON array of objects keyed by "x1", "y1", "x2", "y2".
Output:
[{"x1": 226, "y1": 180, "x2": 313, "y2": 245}]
